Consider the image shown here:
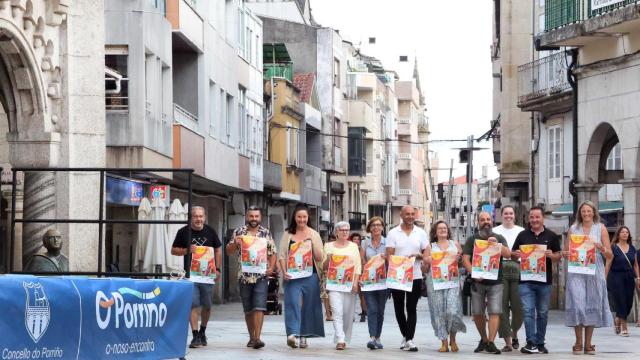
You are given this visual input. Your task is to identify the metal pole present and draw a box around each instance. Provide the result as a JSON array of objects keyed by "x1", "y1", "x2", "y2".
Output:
[
  {"x1": 186, "y1": 172, "x2": 192, "y2": 278},
  {"x1": 98, "y1": 170, "x2": 105, "y2": 276},
  {"x1": 9, "y1": 170, "x2": 17, "y2": 272},
  {"x1": 445, "y1": 158, "x2": 454, "y2": 224},
  {"x1": 466, "y1": 136, "x2": 473, "y2": 237}
]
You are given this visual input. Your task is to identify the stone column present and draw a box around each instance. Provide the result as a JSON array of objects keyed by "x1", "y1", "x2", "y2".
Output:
[
  {"x1": 21, "y1": 171, "x2": 56, "y2": 267},
  {"x1": 621, "y1": 179, "x2": 640, "y2": 246},
  {"x1": 574, "y1": 183, "x2": 602, "y2": 208}
]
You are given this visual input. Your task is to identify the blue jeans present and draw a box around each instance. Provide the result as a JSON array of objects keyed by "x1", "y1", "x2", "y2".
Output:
[
  {"x1": 364, "y1": 289, "x2": 388, "y2": 338},
  {"x1": 519, "y1": 282, "x2": 551, "y2": 346},
  {"x1": 284, "y1": 273, "x2": 325, "y2": 337}
]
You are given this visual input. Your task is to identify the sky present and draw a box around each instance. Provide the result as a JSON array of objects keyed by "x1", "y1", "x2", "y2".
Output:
[{"x1": 310, "y1": 0, "x2": 497, "y2": 183}]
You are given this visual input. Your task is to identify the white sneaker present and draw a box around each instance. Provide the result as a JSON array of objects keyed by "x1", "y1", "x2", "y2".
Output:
[
  {"x1": 400, "y1": 337, "x2": 406, "y2": 349},
  {"x1": 404, "y1": 339, "x2": 418, "y2": 352}
]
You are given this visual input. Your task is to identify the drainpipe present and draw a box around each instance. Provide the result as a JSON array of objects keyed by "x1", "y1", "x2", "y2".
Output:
[{"x1": 567, "y1": 49, "x2": 578, "y2": 216}]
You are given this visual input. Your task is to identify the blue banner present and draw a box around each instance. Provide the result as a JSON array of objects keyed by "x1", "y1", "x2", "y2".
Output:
[{"x1": 0, "y1": 275, "x2": 192, "y2": 360}]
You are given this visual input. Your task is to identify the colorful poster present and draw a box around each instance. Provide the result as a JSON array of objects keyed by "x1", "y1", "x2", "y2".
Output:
[
  {"x1": 190, "y1": 246, "x2": 216, "y2": 284},
  {"x1": 326, "y1": 255, "x2": 356, "y2": 292},
  {"x1": 361, "y1": 254, "x2": 387, "y2": 292},
  {"x1": 431, "y1": 250, "x2": 459, "y2": 290},
  {"x1": 520, "y1": 244, "x2": 547, "y2": 282},
  {"x1": 386, "y1": 255, "x2": 414, "y2": 292},
  {"x1": 286, "y1": 239, "x2": 313, "y2": 279},
  {"x1": 241, "y1": 236, "x2": 268, "y2": 274},
  {"x1": 568, "y1": 234, "x2": 596, "y2": 275},
  {"x1": 471, "y1": 240, "x2": 502, "y2": 280}
]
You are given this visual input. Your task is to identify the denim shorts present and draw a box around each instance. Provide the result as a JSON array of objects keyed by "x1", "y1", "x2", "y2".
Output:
[
  {"x1": 192, "y1": 282, "x2": 214, "y2": 309},
  {"x1": 240, "y1": 278, "x2": 268, "y2": 313},
  {"x1": 471, "y1": 282, "x2": 504, "y2": 315}
]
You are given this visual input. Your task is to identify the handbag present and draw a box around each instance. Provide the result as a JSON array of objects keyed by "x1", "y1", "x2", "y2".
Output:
[
  {"x1": 420, "y1": 275, "x2": 428, "y2": 297},
  {"x1": 462, "y1": 274, "x2": 473, "y2": 297}
]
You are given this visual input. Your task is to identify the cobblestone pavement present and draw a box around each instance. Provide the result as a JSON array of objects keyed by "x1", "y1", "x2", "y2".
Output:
[{"x1": 180, "y1": 299, "x2": 639, "y2": 359}]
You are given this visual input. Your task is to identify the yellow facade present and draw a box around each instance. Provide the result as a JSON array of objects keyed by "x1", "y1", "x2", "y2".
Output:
[{"x1": 266, "y1": 78, "x2": 303, "y2": 199}]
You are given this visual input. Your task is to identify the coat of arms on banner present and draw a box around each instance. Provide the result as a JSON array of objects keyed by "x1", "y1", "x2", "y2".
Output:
[{"x1": 23, "y1": 282, "x2": 50, "y2": 343}]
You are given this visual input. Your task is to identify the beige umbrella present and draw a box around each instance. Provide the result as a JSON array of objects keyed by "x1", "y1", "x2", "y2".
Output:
[
  {"x1": 143, "y1": 198, "x2": 168, "y2": 273},
  {"x1": 167, "y1": 198, "x2": 186, "y2": 270},
  {"x1": 134, "y1": 197, "x2": 152, "y2": 272}
]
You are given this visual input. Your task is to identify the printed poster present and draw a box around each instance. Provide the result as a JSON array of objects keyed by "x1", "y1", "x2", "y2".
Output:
[
  {"x1": 190, "y1": 246, "x2": 216, "y2": 284},
  {"x1": 568, "y1": 234, "x2": 596, "y2": 275},
  {"x1": 431, "y1": 250, "x2": 459, "y2": 290},
  {"x1": 286, "y1": 239, "x2": 313, "y2": 279},
  {"x1": 386, "y1": 255, "x2": 414, "y2": 292},
  {"x1": 326, "y1": 255, "x2": 356, "y2": 292},
  {"x1": 241, "y1": 235, "x2": 268, "y2": 274},
  {"x1": 471, "y1": 240, "x2": 502, "y2": 280},
  {"x1": 520, "y1": 244, "x2": 547, "y2": 282},
  {"x1": 361, "y1": 254, "x2": 387, "y2": 292}
]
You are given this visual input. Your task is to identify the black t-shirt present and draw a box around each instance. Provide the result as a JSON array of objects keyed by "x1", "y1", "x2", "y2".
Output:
[
  {"x1": 512, "y1": 227, "x2": 561, "y2": 285},
  {"x1": 172, "y1": 224, "x2": 221, "y2": 273}
]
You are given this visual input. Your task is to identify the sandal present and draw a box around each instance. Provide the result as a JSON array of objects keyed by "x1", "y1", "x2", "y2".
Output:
[
  {"x1": 501, "y1": 345, "x2": 513, "y2": 352},
  {"x1": 620, "y1": 330, "x2": 630, "y2": 337},
  {"x1": 287, "y1": 335, "x2": 298, "y2": 349},
  {"x1": 450, "y1": 342, "x2": 459, "y2": 353},
  {"x1": 572, "y1": 344, "x2": 582, "y2": 355},
  {"x1": 299, "y1": 337, "x2": 308, "y2": 349},
  {"x1": 438, "y1": 342, "x2": 449, "y2": 353},
  {"x1": 615, "y1": 325, "x2": 621, "y2": 334},
  {"x1": 584, "y1": 345, "x2": 596, "y2": 355},
  {"x1": 336, "y1": 342, "x2": 346, "y2": 350}
]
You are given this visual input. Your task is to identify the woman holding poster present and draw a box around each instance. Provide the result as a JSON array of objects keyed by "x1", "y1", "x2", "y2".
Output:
[
  {"x1": 424, "y1": 221, "x2": 466, "y2": 353},
  {"x1": 323, "y1": 221, "x2": 361, "y2": 350},
  {"x1": 278, "y1": 204, "x2": 325, "y2": 349},
  {"x1": 360, "y1": 216, "x2": 388, "y2": 350},
  {"x1": 562, "y1": 200, "x2": 613, "y2": 355}
]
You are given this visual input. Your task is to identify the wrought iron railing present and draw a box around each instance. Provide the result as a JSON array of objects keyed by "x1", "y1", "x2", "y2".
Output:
[
  {"x1": 517, "y1": 52, "x2": 571, "y2": 106},
  {"x1": 544, "y1": 0, "x2": 638, "y2": 31}
]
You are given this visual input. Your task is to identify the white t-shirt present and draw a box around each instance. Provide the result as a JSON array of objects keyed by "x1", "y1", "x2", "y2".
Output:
[
  {"x1": 493, "y1": 224, "x2": 525, "y2": 251},
  {"x1": 386, "y1": 225, "x2": 429, "y2": 279}
]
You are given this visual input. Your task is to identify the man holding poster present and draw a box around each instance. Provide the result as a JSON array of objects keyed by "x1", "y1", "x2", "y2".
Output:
[
  {"x1": 386, "y1": 205, "x2": 429, "y2": 352},
  {"x1": 227, "y1": 206, "x2": 276, "y2": 349},
  {"x1": 462, "y1": 212, "x2": 510, "y2": 354},
  {"x1": 171, "y1": 206, "x2": 222, "y2": 349},
  {"x1": 511, "y1": 206, "x2": 562, "y2": 354}
]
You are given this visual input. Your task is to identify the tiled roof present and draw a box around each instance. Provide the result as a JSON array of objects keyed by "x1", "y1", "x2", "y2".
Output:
[
  {"x1": 293, "y1": 73, "x2": 315, "y2": 103},
  {"x1": 440, "y1": 175, "x2": 478, "y2": 185}
]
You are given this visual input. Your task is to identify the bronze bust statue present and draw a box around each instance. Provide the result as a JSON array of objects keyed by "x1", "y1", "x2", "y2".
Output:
[{"x1": 25, "y1": 229, "x2": 69, "y2": 272}]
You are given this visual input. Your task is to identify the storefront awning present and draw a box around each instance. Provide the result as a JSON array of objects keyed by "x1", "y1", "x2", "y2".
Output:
[{"x1": 551, "y1": 201, "x2": 623, "y2": 216}]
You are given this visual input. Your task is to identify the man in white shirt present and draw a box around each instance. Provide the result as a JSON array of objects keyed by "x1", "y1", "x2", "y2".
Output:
[
  {"x1": 386, "y1": 205, "x2": 429, "y2": 352},
  {"x1": 492, "y1": 206, "x2": 525, "y2": 352}
]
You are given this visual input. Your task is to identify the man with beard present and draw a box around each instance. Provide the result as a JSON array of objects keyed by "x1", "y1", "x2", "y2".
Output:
[
  {"x1": 227, "y1": 206, "x2": 277, "y2": 349},
  {"x1": 462, "y1": 211, "x2": 511, "y2": 354}
]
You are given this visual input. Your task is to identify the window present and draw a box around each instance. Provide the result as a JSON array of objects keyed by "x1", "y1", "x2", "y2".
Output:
[
  {"x1": 209, "y1": 81, "x2": 216, "y2": 137},
  {"x1": 606, "y1": 143, "x2": 622, "y2": 170},
  {"x1": 399, "y1": 55, "x2": 408, "y2": 62},
  {"x1": 286, "y1": 122, "x2": 299, "y2": 167},
  {"x1": 105, "y1": 47, "x2": 129, "y2": 111},
  {"x1": 238, "y1": 87, "x2": 248, "y2": 155},
  {"x1": 547, "y1": 126, "x2": 562, "y2": 179},
  {"x1": 539, "y1": 14, "x2": 545, "y2": 33},
  {"x1": 333, "y1": 58, "x2": 340, "y2": 88},
  {"x1": 226, "y1": 94, "x2": 234, "y2": 144},
  {"x1": 219, "y1": 89, "x2": 226, "y2": 142}
]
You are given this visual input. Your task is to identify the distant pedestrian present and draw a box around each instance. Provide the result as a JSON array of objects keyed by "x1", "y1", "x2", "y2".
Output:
[
  {"x1": 351, "y1": 232, "x2": 367, "y2": 322},
  {"x1": 278, "y1": 203, "x2": 325, "y2": 349},
  {"x1": 562, "y1": 200, "x2": 612, "y2": 355},
  {"x1": 324, "y1": 222, "x2": 361, "y2": 350},
  {"x1": 386, "y1": 205, "x2": 429, "y2": 352},
  {"x1": 226, "y1": 206, "x2": 277, "y2": 349},
  {"x1": 170, "y1": 206, "x2": 222, "y2": 349},
  {"x1": 360, "y1": 216, "x2": 388, "y2": 350},
  {"x1": 492, "y1": 206, "x2": 524, "y2": 352},
  {"x1": 606, "y1": 226, "x2": 639, "y2": 337},
  {"x1": 462, "y1": 211, "x2": 511, "y2": 354},
  {"x1": 424, "y1": 220, "x2": 466, "y2": 353},
  {"x1": 510, "y1": 206, "x2": 562, "y2": 354},
  {"x1": 322, "y1": 234, "x2": 338, "y2": 321}
]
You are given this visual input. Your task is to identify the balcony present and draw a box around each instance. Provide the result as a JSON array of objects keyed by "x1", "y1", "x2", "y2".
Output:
[
  {"x1": 166, "y1": 0, "x2": 203, "y2": 52},
  {"x1": 517, "y1": 52, "x2": 572, "y2": 111},
  {"x1": 397, "y1": 153, "x2": 412, "y2": 171},
  {"x1": 263, "y1": 160, "x2": 282, "y2": 191},
  {"x1": 264, "y1": 63, "x2": 293, "y2": 82},
  {"x1": 397, "y1": 118, "x2": 411, "y2": 136},
  {"x1": 302, "y1": 103, "x2": 321, "y2": 130},
  {"x1": 347, "y1": 100, "x2": 375, "y2": 132},
  {"x1": 348, "y1": 211, "x2": 367, "y2": 230},
  {"x1": 303, "y1": 164, "x2": 323, "y2": 206},
  {"x1": 539, "y1": 1, "x2": 640, "y2": 47},
  {"x1": 173, "y1": 103, "x2": 198, "y2": 133}
]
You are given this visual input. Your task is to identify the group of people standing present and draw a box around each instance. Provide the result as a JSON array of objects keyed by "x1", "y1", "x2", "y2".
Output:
[{"x1": 172, "y1": 200, "x2": 640, "y2": 355}]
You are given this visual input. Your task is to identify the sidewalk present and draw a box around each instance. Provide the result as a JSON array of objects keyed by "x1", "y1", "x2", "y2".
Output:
[{"x1": 181, "y1": 299, "x2": 640, "y2": 359}]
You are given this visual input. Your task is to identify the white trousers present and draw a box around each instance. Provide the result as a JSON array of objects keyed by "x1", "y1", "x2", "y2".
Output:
[{"x1": 329, "y1": 291, "x2": 357, "y2": 343}]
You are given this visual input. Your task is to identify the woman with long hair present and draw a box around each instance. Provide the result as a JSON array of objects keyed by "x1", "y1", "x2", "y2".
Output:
[
  {"x1": 324, "y1": 221, "x2": 361, "y2": 350},
  {"x1": 562, "y1": 200, "x2": 613, "y2": 355},
  {"x1": 423, "y1": 220, "x2": 466, "y2": 352},
  {"x1": 360, "y1": 216, "x2": 388, "y2": 350},
  {"x1": 278, "y1": 203, "x2": 325, "y2": 348},
  {"x1": 606, "y1": 226, "x2": 640, "y2": 337}
]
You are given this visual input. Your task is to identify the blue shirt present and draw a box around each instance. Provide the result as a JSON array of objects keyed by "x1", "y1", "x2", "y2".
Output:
[{"x1": 362, "y1": 236, "x2": 386, "y2": 261}]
